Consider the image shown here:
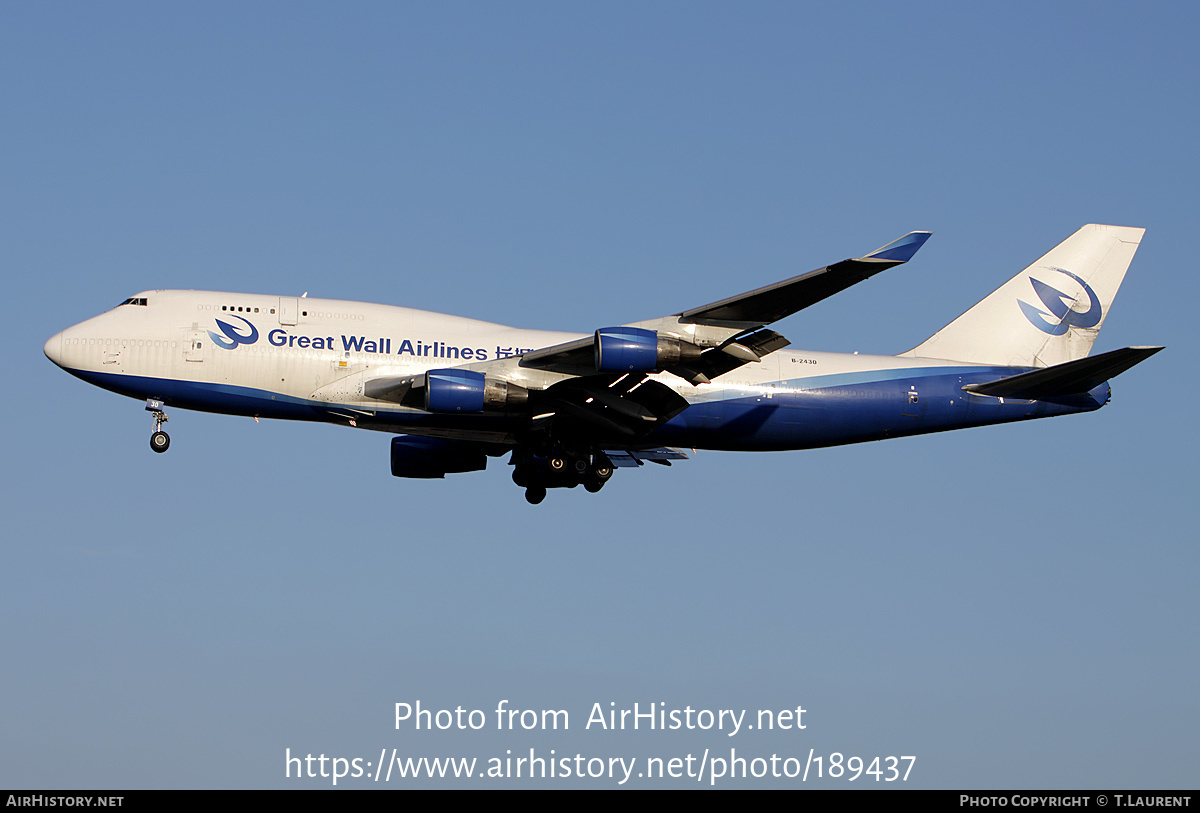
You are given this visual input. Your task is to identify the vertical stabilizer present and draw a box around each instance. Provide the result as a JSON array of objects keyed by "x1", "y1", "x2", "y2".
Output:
[{"x1": 904, "y1": 224, "x2": 1145, "y2": 367}]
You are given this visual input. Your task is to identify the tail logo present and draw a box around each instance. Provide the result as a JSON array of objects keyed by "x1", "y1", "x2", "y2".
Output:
[
  {"x1": 208, "y1": 316, "x2": 259, "y2": 349},
  {"x1": 1018, "y1": 267, "x2": 1102, "y2": 336}
]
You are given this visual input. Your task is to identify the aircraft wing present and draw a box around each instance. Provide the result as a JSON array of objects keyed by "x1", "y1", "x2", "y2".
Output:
[
  {"x1": 519, "y1": 230, "x2": 931, "y2": 382},
  {"x1": 675, "y1": 230, "x2": 932, "y2": 328},
  {"x1": 365, "y1": 230, "x2": 931, "y2": 437}
]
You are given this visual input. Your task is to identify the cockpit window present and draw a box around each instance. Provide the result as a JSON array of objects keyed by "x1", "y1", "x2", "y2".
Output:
[{"x1": 118, "y1": 297, "x2": 148, "y2": 307}]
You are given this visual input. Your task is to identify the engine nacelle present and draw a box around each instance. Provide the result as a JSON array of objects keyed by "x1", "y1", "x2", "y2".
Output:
[
  {"x1": 594, "y1": 327, "x2": 701, "y2": 373},
  {"x1": 424, "y1": 369, "x2": 529, "y2": 413},
  {"x1": 390, "y1": 436, "x2": 487, "y2": 479},
  {"x1": 426, "y1": 369, "x2": 485, "y2": 412}
]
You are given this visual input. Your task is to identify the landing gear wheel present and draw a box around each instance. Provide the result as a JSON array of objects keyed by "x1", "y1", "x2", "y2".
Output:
[
  {"x1": 583, "y1": 459, "x2": 612, "y2": 493},
  {"x1": 588, "y1": 462, "x2": 614, "y2": 482},
  {"x1": 525, "y1": 486, "x2": 547, "y2": 505},
  {"x1": 147, "y1": 402, "x2": 171, "y2": 453}
]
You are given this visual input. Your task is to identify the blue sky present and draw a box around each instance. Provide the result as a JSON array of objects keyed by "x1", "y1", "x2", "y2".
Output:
[{"x1": 3, "y1": 2, "x2": 1196, "y2": 788}]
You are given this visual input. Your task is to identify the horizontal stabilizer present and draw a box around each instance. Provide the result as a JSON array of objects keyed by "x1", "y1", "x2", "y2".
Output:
[{"x1": 963, "y1": 346, "x2": 1163, "y2": 399}]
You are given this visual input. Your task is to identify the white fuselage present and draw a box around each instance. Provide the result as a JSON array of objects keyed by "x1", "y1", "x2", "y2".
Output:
[
  {"x1": 42, "y1": 224, "x2": 1146, "y2": 500},
  {"x1": 45, "y1": 289, "x2": 1096, "y2": 454}
]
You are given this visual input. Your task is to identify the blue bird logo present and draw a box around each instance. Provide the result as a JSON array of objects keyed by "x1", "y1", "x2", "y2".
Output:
[
  {"x1": 1018, "y1": 267, "x2": 1102, "y2": 336},
  {"x1": 208, "y1": 315, "x2": 260, "y2": 349}
]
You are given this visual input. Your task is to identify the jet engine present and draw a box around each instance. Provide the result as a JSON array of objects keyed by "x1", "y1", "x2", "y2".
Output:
[
  {"x1": 593, "y1": 327, "x2": 701, "y2": 373},
  {"x1": 424, "y1": 369, "x2": 529, "y2": 413},
  {"x1": 390, "y1": 435, "x2": 488, "y2": 478}
]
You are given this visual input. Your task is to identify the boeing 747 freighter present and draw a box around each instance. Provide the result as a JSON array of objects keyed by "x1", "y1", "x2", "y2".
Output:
[{"x1": 44, "y1": 224, "x2": 1160, "y2": 503}]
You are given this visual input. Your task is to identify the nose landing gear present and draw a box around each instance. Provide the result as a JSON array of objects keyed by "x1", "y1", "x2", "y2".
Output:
[
  {"x1": 150, "y1": 429, "x2": 170, "y2": 453},
  {"x1": 146, "y1": 399, "x2": 170, "y2": 454}
]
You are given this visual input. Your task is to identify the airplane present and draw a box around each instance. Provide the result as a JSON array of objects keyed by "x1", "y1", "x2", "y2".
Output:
[{"x1": 44, "y1": 224, "x2": 1161, "y2": 504}]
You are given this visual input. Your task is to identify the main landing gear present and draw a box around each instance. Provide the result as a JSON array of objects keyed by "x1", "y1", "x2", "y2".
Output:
[
  {"x1": 512, "y1": 451, "x2": 614, "y2": 505},
  {"x1": 146, "y1": 399, "x2": 170, "y2": 453}
]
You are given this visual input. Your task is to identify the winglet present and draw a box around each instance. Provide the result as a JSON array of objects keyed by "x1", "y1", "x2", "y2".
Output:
[{"x1": 864, "y1": 231, "x2": 933, "y2": 263}]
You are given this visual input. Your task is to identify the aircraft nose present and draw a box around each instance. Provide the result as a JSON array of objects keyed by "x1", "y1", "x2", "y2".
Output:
[{"x1": 44, "y1": 331, "x2": 64, "y2": 367}]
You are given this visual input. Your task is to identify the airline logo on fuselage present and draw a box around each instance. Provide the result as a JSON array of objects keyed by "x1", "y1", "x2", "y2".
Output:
[
  {"x1": 208, "y1": 316, "x2": 259, "y2": 349},
  {"x1": 1018, "y1": 267, "x2": 1102, "y2": 336},
  {"x1": 205, "y1": 317, "x2": 498, "y2": 360}
]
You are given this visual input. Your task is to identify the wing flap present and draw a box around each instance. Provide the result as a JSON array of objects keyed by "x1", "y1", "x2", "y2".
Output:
[
  {"x1": 666, "y1": 328, "x2": 791, "y2": 384},
  {"x1": 539, "y1": 374, "x2": 690, "y2": 437},
  {"x1": 602, "y1": 448, "x2": 690, "y2": 468}
]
